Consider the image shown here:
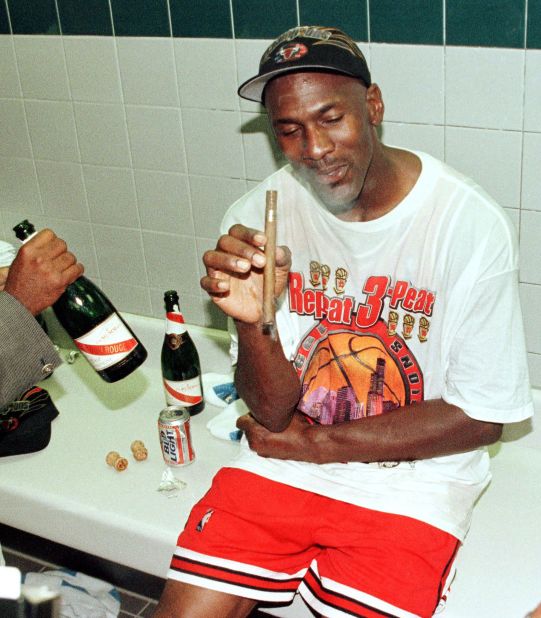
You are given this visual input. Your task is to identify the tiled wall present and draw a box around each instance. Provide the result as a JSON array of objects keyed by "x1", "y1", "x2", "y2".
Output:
[{"x1": 1, "y1": 0, "x2": 541, "y2": 386}]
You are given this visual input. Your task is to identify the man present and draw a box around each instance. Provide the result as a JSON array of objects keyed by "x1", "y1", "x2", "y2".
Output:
[
  {"x1": 155, "y1": 26, "x2": 532, "y2": 618},
  {"x1": 0, "y1": 229, "x2": 84, "y2": 406}
]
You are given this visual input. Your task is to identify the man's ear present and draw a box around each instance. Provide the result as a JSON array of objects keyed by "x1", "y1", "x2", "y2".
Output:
[{"x1": 366, "y1": 84, "x2": 384, "y2": 126}]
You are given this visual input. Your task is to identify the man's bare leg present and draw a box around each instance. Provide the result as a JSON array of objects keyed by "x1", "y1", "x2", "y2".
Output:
[{"x1": 153, "y1": 580, "x2": 258, "y2": 618}]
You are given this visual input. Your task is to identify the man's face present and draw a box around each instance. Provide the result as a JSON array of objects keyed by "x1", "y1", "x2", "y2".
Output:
[{"x1": 265, "y1": 72, "x2": 382, "y2": 211}]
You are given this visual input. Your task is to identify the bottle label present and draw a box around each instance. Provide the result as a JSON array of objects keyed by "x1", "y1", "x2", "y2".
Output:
[
  {"x1": 165, "y1": 311, "x2": 187, "y2": 335},
  {"x1": 164, "y1": 377, "x2": 203, "y2": 407},
  {"x1": 74, "y1": 313, "x2": 137, "y2": 370}
]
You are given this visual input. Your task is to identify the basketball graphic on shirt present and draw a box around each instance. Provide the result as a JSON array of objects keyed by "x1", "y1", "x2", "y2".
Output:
[{"x1": 294, "y1": 318, "x2": 423, "y2": 424}]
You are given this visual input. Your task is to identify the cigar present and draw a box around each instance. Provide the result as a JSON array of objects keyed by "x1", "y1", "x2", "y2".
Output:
[{"x1": 262, "y1": 190, "x2": 277, "y2": 334}]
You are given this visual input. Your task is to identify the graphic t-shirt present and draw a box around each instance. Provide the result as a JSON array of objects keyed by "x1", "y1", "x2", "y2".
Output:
[{"x1": 221, "y1": 151, "x2": 533, "y2": 541}]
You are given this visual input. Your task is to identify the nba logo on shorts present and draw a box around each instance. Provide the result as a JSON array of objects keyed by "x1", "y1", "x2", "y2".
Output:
[{"x1": 196, "y1": 509, "x2": 214, "y2": 532}]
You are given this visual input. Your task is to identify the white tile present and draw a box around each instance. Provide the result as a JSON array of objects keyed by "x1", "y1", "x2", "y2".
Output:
[
  {"x1": 0, "y1": 99, "x2": 32, "y2": 158},
  {"x1": 125, "y1": 105, "x2": 186, "y2": 172},
  {"x1": 381, "y1": 122, "x2": 444, "y2": 160},
  {"x1": 235, "y1": 39, "x2": 272, "y2": 112},
  {"x1": 524, "y1": 50, "x2": 541, "y2": 132},
  {"x1": 240, "y1": 111, "x2": 285, "y2": 181},
  {"x1": 0, "y1": 157, "x2": 41, "y2": 213},
  {"x1": 134, "y1": 169, "x2": 193, "y2": 235},
  {"x1": 519, "y1": 210, "x2": 541, "y2": 285},
  {"x1": 370, "y1": 44, "x2": 444, "y2": 125},
  {"x1": 25, "y1": 100, "x2": 79, "y2": 161},
  {"x1": 503, "y1": 207, "x2": 520, "y2": 232},
  {"x1": 93, "y1": 224, "x2": 148, "y2": 286},
  {"x1": 142, "y1": 230, "x2": 200, "y2": 295},
  {"x1": 445, "y1": 47, "x2": 524, "y2": 131},
  {"x1": 64, "y1": 37, "x2": 122, "y2": 103},
  {"x1": 35, "y1": 160, "x2": 89, "y2": 221},
  {"x1": 83, "y1": 165, "x2": 139, "y2": 227},
  {"x1": 521, "y1": 132, "x2": 541, "y2": 211},
  {"x1": 174, "y1": 38, "x2": 238, "y2": 111},
  {"x1": 100, "y1": 279, "x2": 152, "y2": 316},
  {"x1": 73, "y1": 102, "x2": 131, "y2": 166},
  {"x1": 519, "y1": 283, "x2": 541, "y2": 354},
  {"x1": 445, "y1": 126, "x2": 522, "y2": 208},
  {"x1": 14, "y1": 36, "x2": 70, "y2": 100},
  {"x1": 190, "y1": 174, "x2": 247, "y2": 238},
  {"x1": 183, "y1": 108, "x2": 245, "y2": 178},
  {"x1": 0, "y1": 38, "x2": 22, "y2": 97},
  {"x1": 117, "y1": 38, "x2": 179, "y2": 106}
]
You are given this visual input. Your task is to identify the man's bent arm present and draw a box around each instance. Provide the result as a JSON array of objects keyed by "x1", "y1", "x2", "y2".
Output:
[
  {"x1": 238, "y1": 398, "x2": 503, "y2": 462},
  {"x1": 234, "y1": 321, "x2": 301, "y2": 432}
]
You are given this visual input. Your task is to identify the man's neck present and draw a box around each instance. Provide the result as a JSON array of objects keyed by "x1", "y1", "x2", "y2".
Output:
[{"x1": 338, "y1": 146, "x2": 422, "y2": 223}]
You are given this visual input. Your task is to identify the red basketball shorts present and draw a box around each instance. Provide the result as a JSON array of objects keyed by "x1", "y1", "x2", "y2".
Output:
[{"x1": 167, "y1": 468, "x2": 459, "y2": 618}]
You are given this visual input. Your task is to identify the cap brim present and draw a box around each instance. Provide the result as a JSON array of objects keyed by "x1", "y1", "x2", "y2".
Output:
[{"x1": 238, "y1": 64, "x2": 358, "y2": 104}]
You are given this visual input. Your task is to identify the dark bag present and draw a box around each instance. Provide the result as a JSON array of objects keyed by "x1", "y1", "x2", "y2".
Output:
[{"x1": 0, "y1": 386, "x2": 59, "y2": 457}]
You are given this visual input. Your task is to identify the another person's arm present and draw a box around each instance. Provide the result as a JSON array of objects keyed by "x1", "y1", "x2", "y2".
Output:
[{"x1": 0, "y1": 229, "x2": 83, "y2": 406}]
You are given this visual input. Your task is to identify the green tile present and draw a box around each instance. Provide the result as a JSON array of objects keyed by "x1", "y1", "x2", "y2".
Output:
[
  {"x1": 170, "y1": 0, "x2": 232, "y2": 38},
  {"x1": 232, "y1": 0, "x2": 297, "y2": 39},
  {"x1": 370, "y1": 0, "x2": 443, "y2": 45},
  {"x1": 111, "y1": 0, "x2": 170, "y2": 37},
  {"x1": 57, "y1": 0, "x2": 113, "y2": 35},
  {"x1": 299, "y1": 0, "x2": 368, "y2": 41},
  {"x1": 527, "y1": 0, "x2": 541, "y2": 48},
  {"x1": 446, "y1": 0, "x2": 525, "y2": 48},
  {"x1": 0, "y1": 1, "x2": 10, "y2": 34},
  {"x1": 8, "y1": 0, "x2": 60, "y2": 34}
]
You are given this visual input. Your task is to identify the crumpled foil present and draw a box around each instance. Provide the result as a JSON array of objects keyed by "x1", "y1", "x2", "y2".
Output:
[{"x1": 157, "y1": 466, "x2": 187, "y2": 498}]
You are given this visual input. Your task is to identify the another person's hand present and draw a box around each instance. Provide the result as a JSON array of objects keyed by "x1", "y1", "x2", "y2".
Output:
[
  {"x1": 201, "y1": 224, "x2": 291, "y2": 323},
  {"x1": 237, "y1": 412, "x2": 313, "y2": 460},
  {"x1": 4, "y1": 229, "x2": 84, "y2": 315}
]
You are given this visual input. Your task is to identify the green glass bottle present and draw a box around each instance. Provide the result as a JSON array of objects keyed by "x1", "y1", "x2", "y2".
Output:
[
  {"x1": 13, "y1": 220, "x2": 147, "y2": 383},
  {"x1": 161, "y1": 290, "x2": 204, "y2": 415}
]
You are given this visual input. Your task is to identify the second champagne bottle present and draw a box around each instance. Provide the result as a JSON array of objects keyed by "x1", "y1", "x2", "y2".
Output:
[{"x1": 161, "y1": 290, "x2": 205, "y2": 415}]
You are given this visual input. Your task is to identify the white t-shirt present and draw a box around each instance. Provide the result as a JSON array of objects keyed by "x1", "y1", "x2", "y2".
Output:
[{"x1": 221, "y1": 151, "x2": 533, "y2": 541}]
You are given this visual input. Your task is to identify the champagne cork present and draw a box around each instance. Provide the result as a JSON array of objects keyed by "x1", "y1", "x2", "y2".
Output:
[
  {"x1": 130, "y1": 440, "x2": 148, "y2": 461},
  {"x1": 106, "y1": 451, "x2": 128, "y2": 471}
]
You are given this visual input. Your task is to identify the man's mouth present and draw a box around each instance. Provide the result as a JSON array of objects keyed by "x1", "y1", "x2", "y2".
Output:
[{"x1": 313, "y1": 164, "x2": 348, "y2": 185}]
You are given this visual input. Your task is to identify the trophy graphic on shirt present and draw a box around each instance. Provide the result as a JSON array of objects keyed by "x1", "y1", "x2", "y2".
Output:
[
  {"x1": 321, "y1": 264, "x2": 330, "y2": 291},
  {"x1": 418, "y1": 316, "x2": 430, "y2": 342},
  {"x1": 334, "y1": 267, "x2": 348, "y2": 294},
  {"x1": 309, "y1": 261, "x2": 321, "y2": 287},
  {"x1": 402, "y1": 314, "x2": 415, "y2": 339}
]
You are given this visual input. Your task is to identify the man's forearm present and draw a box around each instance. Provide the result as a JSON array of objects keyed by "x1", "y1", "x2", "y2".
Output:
[
  {"x1": 234, "y1": 320, "x2": 301, "y2": 432},
  {"x1": 239, "y1": 398, "x2": 503, "y2": 462}
]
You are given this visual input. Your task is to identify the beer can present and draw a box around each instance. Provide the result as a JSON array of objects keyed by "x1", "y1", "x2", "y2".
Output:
[{"x1": 158, "y1": 406, "x2": 195, "y2": 466}]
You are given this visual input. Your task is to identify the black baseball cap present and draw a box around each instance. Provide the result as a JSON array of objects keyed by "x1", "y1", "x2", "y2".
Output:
[{"x1": 238, "y1": 26, "x2": 372, "y2": 104}]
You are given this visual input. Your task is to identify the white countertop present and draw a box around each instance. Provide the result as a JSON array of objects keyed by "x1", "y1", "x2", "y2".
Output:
[
  {"x1": 1, "y1": 313, "x2": 540, "y2": 617},
  {"x1": 0, "y1": 314, "x2": 240, "y2": 577}
]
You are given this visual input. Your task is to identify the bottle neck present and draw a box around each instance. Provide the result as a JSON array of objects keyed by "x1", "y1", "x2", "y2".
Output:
[{"x1": 165, "y1": 306, "x2": 187, "y2": 335}]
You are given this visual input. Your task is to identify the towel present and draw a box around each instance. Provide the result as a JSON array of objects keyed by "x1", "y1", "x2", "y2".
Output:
[
  {"x1": 203, "y1": 373, "x2": 248, "y2": 441},
  {"x1": 0, "y1": 241, "x2": 16, "y2": 268}
]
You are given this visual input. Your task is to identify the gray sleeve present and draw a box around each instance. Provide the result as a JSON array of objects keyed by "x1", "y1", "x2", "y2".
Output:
[{"x1": 0, "y1": 292, "x2": 62, "y2": 406}]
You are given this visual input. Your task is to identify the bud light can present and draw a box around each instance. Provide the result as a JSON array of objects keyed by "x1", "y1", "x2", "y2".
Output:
[{"x1": 158, "y1": 406, "x2": 195, "y2": 466}]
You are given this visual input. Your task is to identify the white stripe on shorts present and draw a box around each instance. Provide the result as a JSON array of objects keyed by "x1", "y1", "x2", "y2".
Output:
[{"x1": 299, "y1": 559, "x2": 422, "y2": 618}]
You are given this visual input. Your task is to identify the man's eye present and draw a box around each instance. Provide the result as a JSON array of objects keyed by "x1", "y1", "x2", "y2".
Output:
[
  {"x1": 325, "y1": 116, "x2": 343, "y2": 124},
  {"x1": 280, "y1": 127, "x2": 299, "y2": 136}
]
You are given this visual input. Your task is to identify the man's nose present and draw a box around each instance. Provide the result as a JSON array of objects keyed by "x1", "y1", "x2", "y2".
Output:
[{"x1": 303, "y1": 126, "x2": 334, "y2": 160}]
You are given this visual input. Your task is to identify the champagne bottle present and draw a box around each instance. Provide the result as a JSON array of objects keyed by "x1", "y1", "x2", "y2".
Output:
[
  {"x1": 13, "y1": 220, "x2": 147, "y2": 383},
  {"x1": 161, "y1": 290, "x2": 204, "y2": 415}
]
